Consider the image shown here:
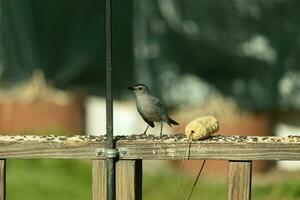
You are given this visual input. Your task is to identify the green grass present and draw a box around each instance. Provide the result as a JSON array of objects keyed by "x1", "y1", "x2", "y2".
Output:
[
  {"x1": 7, "y1": 160, "x2": 92, "y2": 200},
  {"x1": 143, "y1": 170, "x2": 226, "y2": 200},
  {"x1": 6, "y1": 160, "x2": 300, "y2": 200},
  {"x1": 252, "y1": 181, "x2": 300, "y2": 200},
  {"x1": 143, "y1": 170, "x2": 300, "y2": 200}
]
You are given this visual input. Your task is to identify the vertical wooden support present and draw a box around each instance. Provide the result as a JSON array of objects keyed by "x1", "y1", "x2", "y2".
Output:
[
  {"x1": 116, "y1": 160, "x2": 142, "y2": 200},
  {"x1": 0, "y1": 160, "x2": 6, "y2": 200},
  {"x1": 93, "y1": 160, "x2": 107, "y2": 200},
  {"x1": 228, "y1": 161, "x2": 252, "y2": 200},
  {"x1": 93, "y1": 159, "x2": 142, "y2": 200}
]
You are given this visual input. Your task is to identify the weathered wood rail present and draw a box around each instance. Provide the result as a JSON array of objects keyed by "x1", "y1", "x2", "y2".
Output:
[{"x1": 0, "y1": 134, "x2": 300, "y2": 200}]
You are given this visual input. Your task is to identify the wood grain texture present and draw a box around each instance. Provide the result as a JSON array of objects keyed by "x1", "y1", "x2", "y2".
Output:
[
  {"x1": 116, "y1": 160, "x2": 142, "y2": 200},
  {"x1": 0, "y1": 160, "x2": 5, "y2": 200},
  {"x1": 92, "y1": 160, "x2": 106, "y2": 200},
  {"x1": 0, "y1": 135, "x2": 300, "y2": 160},
  {"x1": 228, "y1": 161, "x2": 252, "y2": 200}
]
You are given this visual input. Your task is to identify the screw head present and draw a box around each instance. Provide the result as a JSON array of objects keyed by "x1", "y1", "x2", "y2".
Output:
[
  {"x1": 119, "y1": 148, "x2": 127, "y2": 156},
  {"x1": 121, "y1": 150, "x2": 127, "y2": 155},
  {"x1": 95, "y1": 149, "x2": 103, "y2": 156}
]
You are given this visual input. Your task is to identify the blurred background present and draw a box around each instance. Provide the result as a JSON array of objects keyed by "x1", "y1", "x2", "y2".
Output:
[{"x1": 1, "y1": 0, "x2": 300, "y2": 199}]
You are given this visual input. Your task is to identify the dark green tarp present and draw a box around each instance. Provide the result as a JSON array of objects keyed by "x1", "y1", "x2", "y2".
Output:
[{"x1": 1, "y1": 0, "x2": 134, "y2": 96}]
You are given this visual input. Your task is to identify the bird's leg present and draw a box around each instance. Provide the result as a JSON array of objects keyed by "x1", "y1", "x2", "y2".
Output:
[
  {"x1": 143, "y1": 125, "x2": 150, "y2": 135},
  {"x1": 160, "y1": 122, "x2": 163, "y2": 136}
]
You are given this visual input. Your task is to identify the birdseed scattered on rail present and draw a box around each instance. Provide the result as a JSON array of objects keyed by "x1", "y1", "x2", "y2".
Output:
[{"x1": 0, "y1": 134, "x2": 299, "y2": 143}]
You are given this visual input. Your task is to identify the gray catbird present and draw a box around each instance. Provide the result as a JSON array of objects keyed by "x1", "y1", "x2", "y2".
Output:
[{"x1": 128, "y1": 84, "x2": 179, "y2": 136}]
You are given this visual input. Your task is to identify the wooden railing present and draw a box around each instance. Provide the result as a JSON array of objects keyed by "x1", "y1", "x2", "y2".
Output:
[{"x1": 0, "y1": 134, "x2": 299, "y2": 200}]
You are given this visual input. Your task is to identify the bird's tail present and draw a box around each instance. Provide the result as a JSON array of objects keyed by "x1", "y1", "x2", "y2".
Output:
[{"x1": 168, "y1": 117, "x2": 179, "y2": 126}]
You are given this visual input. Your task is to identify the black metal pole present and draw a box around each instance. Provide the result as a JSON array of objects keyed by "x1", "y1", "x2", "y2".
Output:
[{"x1": 105, "y1": 0, "x2": 115, "y2": 200}]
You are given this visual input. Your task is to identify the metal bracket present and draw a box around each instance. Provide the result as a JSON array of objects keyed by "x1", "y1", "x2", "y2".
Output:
[
  {"x1": 95, "y1": 147, "x2": 128, "y2": 158},
  {"x1": 106, "y1": 148, "x2": 119, "y2": 158}
]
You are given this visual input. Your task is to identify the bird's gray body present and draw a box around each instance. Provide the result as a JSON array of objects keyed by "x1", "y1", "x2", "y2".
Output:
[
  {"x1": 136, "y1": 93, "x2": 169, "y2": 125},
  {"x1": 128, "y1": 84, "x2": 179, "y2": 135}
]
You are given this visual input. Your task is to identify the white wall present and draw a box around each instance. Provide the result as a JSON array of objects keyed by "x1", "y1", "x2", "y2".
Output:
[{"x1": 85, "y1": 96, "x2": 172, "y2": 136}]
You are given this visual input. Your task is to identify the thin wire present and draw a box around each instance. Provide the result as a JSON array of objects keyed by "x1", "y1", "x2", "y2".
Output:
[
  {"x1": 177, "y1": 141, "x2": 192, "y2": 200},
  {"x1": 186, "y1": 160, "x2": 207, "y2": 200},
  {"x1": 176, "y1": 160, "x2": 184, "y2": 200}
]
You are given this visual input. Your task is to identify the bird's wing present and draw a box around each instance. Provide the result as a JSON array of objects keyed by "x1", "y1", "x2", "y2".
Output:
[
  {"x1": 152, "y1": 97, "x2": 171, "y2": 122},
  {"x1": 151, "y1": 97, "x2": 166, "y2": 115},
  {"x1": 151, "y1": 96, "x2": 177, "y2": 125}
]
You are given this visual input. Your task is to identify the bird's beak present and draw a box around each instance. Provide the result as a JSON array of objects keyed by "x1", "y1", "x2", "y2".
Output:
[{"x1": 127, "y1": 86, "x2": 134, "y2": 90}]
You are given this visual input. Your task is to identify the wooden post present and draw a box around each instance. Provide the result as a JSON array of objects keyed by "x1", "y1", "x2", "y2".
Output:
[
  {"x1": 93, "y1": 160, "x2": 107, "y2": 200},
  {"x1": 228, "y1": 161, "x2": 252, "y2": 200},
  {"x1": 0, "y1": 160, "x2": 6, "y2": 200},
  {"x1": 116, "y1": 160, "x2": 142, "y2": 200},
  {"x1": 93, "y1": 159, "x2": 142, "y2": 200}
]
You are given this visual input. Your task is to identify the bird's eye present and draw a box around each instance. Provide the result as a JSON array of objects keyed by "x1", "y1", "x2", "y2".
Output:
[{"x1": 138, "y1": 87, "x2": 142, "y2": 90}]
